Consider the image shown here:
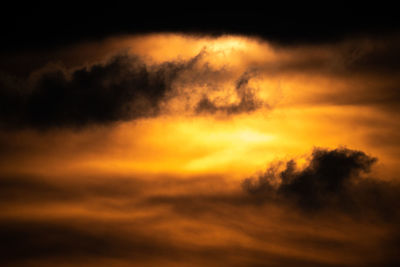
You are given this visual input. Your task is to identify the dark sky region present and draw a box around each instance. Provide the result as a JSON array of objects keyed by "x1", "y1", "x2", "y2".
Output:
[
  {"x1": 2, "y1": 4, "x2": 400, "y2": 49},
  {"x1": 1, "y1": 4, "x2": 400, "y2": 267}
]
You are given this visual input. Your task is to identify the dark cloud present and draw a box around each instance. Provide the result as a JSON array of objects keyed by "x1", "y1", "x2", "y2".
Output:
[
  {"x1": 0, "y1": 52, "x2": 269, "y2": 130},
  {"x1": 195, "y1": 71, "x2": 263, "y2": 115},
  {"x1": 139, "y1": 148, "x2": 400, "y2": 223},
  {"x1": 0, "y1": 54, "x2": 199, "y2": 129},
  {"x1": 242, "y1": 147, "x2": 400, "y2": 219}
]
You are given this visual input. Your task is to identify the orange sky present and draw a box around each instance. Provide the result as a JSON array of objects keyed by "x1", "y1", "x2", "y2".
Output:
[
  {"x1": 1, "y1": 34, "x2": 400, "y2": 266},
  {"x1": 1, "y1": 34, "x2": 399, "y2": 179}
]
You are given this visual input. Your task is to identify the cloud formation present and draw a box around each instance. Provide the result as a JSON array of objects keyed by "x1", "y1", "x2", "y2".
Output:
[
  {"x1": 0, "y1": 50, "x2": 268, "y2": 130},
  {"x1": 1, "y1": 33, "x2": 400, "y2": 266},
  {"x1": 0, "y1": 54, "x2": 191, "y2": 129},
  {"x1": 243, "y1": 148, "x2": 400, "y2": 219},
  {"x1": 3, "y1": 34, "x2": 400, "y2": 131},
  {"x1": 195, "y1": 71, "x2": 263, "y2": 115}
]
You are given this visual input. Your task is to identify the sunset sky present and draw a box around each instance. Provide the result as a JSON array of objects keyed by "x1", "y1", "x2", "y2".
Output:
[{"x1": 1, "y1": 5, "x2": 400, "y2": 267}]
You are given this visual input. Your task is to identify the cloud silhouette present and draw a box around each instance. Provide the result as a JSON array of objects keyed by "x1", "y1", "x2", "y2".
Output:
[
  {"x1": 0, "y1": 54, "x2": 200, "y2": 129},
  {"x1": 0, "y1": 51, "x2": 268, "y2": 130},
  {"x1": 242, "y1": 147, "x2": 400, "y2": 218}
]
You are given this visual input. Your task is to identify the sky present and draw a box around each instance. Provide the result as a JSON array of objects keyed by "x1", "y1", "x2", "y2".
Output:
[{"x1": 1, "y1": 6, "x2": 400, "y2": 267}]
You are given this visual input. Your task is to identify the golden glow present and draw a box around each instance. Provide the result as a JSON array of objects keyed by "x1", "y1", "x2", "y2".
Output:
[
  {"x1": 2, "y1": 33, "x2": 400, "y2": 266},
  {"x1": 1, "y1": 34, "x2": 399, "y2": 180}
]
